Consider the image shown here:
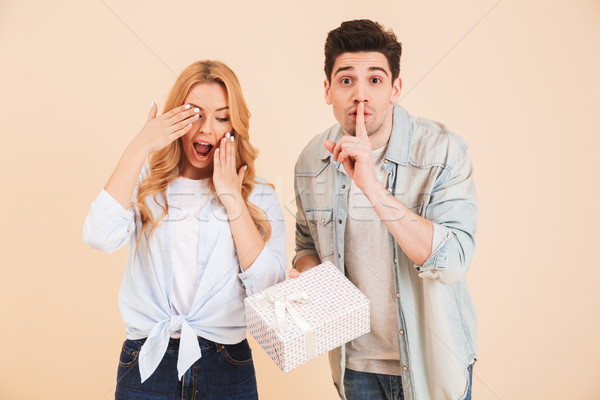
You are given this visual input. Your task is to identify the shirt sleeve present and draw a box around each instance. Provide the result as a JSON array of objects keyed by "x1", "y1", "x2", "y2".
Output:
[
  {"x1": 237, "y1": 182, "x2": 287, "y2": 295},
  {"x1": 82, "y1": 162, "x2": 149, "y2": 253},
  {"x1": 82, "y1": 188, "x2": 136, "y2": 253},
  {"x1": 416, "y1": 145, "x2": 478, "y2": 285}
]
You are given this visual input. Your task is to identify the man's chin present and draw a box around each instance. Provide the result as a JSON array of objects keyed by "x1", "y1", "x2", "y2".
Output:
[
  {"x1": 342, "y1": 124, "x2": 375, "y2": 137},
  {"x1": 341, "y1": 120, "x2": 357, "y2": 136}
]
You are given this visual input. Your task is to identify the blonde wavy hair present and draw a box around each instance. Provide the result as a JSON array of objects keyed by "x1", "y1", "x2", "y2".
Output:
[{"x1": 133, "y1": 60, "x2": 272, "y2": 264}]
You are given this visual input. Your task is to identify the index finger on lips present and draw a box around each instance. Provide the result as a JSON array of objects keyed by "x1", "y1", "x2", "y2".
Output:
[{"x1": 356, "y1": 102, "x2": 367, "y2": 138}]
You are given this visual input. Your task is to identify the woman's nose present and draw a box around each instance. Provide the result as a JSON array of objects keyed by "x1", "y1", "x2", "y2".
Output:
[{"x1": 196, "y1": 116, "x2": 214, "y2": 135}]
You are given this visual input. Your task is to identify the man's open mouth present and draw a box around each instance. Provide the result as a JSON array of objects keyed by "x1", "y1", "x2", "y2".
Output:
[{"x1": 192, "y1": 141, "x2": 213, "y2": 160}]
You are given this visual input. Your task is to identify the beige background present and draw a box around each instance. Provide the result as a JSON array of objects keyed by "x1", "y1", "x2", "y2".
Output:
[{"x1": 1, "y1": 0, "x2": 599, "y2": 399}]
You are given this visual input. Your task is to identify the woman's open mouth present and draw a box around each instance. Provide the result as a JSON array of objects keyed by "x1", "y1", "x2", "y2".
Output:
[{"x1": 192, "y1": 141, "x2": 213, "y2": 161}]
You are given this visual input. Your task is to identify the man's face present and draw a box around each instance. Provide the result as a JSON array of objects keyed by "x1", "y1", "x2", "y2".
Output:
[{"x1": 325, "y1": 52, "x2": 401, "y2": 137}]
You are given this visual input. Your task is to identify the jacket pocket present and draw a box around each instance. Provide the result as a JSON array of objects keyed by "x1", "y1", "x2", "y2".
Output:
[{"x1": 306, "y1": 208, "x2": 334, "y2": 258}]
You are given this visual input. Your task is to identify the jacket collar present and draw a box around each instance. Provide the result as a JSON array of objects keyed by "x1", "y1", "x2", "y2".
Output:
[
  {"x1": 319, "y1": 125, "x2": 343, "y2": 160},
  {"x1": 385, "y1": 104, "x2": 411, "y2": 166},
  {"x1": 318, "y1": 104, "x2": 411, "y2": 165}
]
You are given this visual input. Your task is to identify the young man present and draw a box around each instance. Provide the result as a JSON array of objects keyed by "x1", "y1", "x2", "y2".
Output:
[{"x1": 291, "y1": 20, "x2": 478, "y2": 400}]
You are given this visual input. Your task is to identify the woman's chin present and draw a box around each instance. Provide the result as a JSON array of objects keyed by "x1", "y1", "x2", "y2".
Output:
[{"x1": 183, "y1": 155, "x2": 213, "y2": 178}]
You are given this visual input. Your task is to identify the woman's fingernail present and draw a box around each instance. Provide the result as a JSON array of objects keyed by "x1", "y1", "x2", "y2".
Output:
[
  {"x1": 185, "y1": 104, "x2": 191, "y2": 109},
  {"x1": 244, "y1": 165, "x2": 248, "y2": 171},
  {"x1": 230, "y1": 135, "x2": 234, "y2": 142},
  {"x1": 150, "y1": 101, "x2": 154, "y2": 107},
  {"x1": 226, "y1": 132, "x2": 230, "y2": 139},
  {"x1": 193, "y1": 108, "x2": 200, "y2": 113}
]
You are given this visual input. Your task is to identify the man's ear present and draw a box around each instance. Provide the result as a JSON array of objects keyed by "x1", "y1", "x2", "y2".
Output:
[
  {"x1": 324, "y1": 79, "x2": 332, "y2": 105},
  {"x1": 391, "y1": 77, "x2": 402, "y2": 102}
]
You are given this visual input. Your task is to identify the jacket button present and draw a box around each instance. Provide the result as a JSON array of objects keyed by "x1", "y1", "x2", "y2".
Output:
[
  {"x1": 338, "y1": 219, "x2": 342, "y2": 224},
  {"x1": 342, "y1": 184, "x2": 346, "y2": 189},
  {"x1": 396, "y1": 293, "x2": 401, "y2": 298},
  {"x1": 384, "y1": 159, "x2": 389, "y2": 164},
  {"x1": 321, "y1": 218, "x2": 325, "y2": 223},
  {"x1": 399, "y1": 329, "x2": 405, "y2": 335},
  {"x1": 394, "y1": 258, "x2": 398, "y2": 264},
  {"x1": 403, "y1": 366, "x2": 408, "y2": 371}
]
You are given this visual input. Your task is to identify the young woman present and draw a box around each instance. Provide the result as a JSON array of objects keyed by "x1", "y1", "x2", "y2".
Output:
[{"x1": 83, "y1": 60, "x2": 286, "y2": 399}]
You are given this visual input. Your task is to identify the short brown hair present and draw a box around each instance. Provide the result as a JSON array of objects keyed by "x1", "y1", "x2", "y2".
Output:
[{"x1": 324, "y1": 19, "x2": 402, "y2": 83}]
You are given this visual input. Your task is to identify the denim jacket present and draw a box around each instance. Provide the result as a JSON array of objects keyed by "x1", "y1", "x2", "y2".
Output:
[{"x1": 293, "y1": 104, "x2": 478, "y2": 400}]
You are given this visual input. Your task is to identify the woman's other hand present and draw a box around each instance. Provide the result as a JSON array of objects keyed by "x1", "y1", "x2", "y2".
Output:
[{"x1": 212, "y1": 132, "x2": 247, "y2": 215}]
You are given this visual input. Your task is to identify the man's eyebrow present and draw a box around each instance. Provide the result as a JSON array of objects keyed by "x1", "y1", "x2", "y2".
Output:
[
  {"x1": 369, "y1": 66, "x2": 389, "y2": 76},
  {"x1": 333, "y1": 66, "x2": 389, "y2": 77},
  {"x1": 188, "y1": 103, "x2": 229, "y2": 112},
  {"x1": 333, "y1": 66, "x2": 354, "y2": 77}
]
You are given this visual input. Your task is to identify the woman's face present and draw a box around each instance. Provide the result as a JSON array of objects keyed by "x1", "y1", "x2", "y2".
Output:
[{"x1": 180, "y1": 82, "x2": 233, "y2": 179}]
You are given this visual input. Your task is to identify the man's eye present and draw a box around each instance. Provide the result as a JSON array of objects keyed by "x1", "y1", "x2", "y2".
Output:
[
  {"x1": 371, "y1": 78, "x2": 382, "y2": 84},
  {"x1": 341, "y1": 78, "x2": 352, "y2": 85}
]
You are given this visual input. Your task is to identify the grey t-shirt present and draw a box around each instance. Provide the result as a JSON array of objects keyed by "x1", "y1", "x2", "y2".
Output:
[{"x1": 344, "y1": 144, "x2": 403, "y2": 376}]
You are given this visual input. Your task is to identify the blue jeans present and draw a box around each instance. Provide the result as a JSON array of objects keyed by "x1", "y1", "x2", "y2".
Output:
[
  {"x1": 115, "y1": 336, "x2": 258, "y2": 400},
  {"x1": 343, "y1": 364, "x2": 473, "y2": 400}
]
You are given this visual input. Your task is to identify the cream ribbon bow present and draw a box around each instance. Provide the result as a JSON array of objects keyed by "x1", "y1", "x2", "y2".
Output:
[{"x1": 259, "y1": 289, "x2": 316, "y2": 359}]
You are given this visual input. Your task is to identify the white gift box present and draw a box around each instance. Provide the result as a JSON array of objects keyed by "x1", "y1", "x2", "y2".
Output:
[{"x1": 244, "y1": 261, "x2": 370, "y2": 373}]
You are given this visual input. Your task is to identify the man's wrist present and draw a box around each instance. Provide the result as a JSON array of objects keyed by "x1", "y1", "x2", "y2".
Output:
[
  {"x1": 294, "y1": 253, "x2": 321, "y2": 272},
  {"x1": 361, "y1": 179, "x2": 387, "y2": 201}
]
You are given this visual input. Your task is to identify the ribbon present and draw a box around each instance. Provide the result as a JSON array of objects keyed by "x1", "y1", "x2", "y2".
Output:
[{"x1": 258, "y1": 289, "x2": 316, "y2": 360}]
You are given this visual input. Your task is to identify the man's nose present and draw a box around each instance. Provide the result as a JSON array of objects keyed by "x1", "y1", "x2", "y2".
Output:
[{"x1": 352, "y1": 81, "x2": 369, "y2": 104}]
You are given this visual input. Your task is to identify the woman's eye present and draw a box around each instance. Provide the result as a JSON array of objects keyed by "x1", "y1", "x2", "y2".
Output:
[{"x1": 217, "y1": 117, "x2": 230, "y2": 122}]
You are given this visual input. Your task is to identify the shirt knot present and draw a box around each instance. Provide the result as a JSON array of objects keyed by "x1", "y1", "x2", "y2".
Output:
[{"x1": 168, "y1": 315, "x2": 186, "y2": 332}]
